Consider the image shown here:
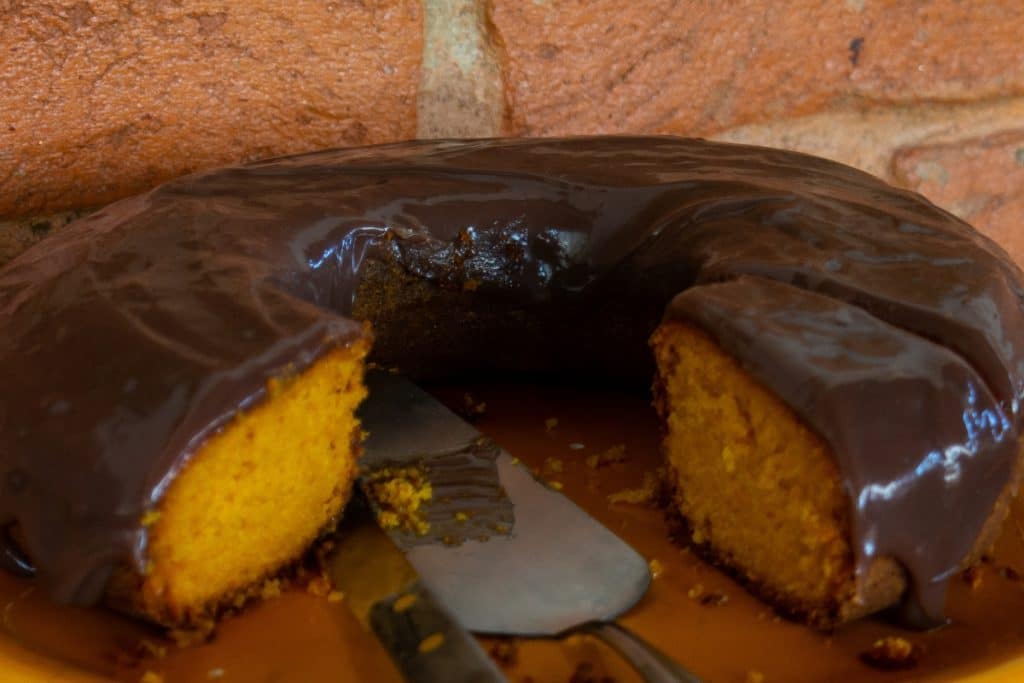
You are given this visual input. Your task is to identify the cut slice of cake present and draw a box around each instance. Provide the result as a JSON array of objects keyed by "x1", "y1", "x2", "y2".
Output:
[
  {"x1": 106, "y1": 341, "x2": 369, "y2": 627},
  {"x1": 650, "y1": 277, "x2": 1019, "y2": 629}
]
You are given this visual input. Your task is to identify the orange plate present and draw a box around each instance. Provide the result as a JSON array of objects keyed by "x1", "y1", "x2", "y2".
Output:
[{"x1": 3, "y1": 382, "x2": 1024, "y2": 682}]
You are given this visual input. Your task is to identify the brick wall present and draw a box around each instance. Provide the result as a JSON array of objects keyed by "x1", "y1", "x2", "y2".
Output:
[{"x1": 2, "y1": 0, "x2": 1022, "y2": 266}]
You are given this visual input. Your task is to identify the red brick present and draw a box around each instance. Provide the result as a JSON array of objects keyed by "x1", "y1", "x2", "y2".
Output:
[
  {"x1": 0, "y1": 1, "x2": 421, "y2": 218},
  {"x1": 893, "y1": 130, "x2": 1024, "y2": 267},
  {"x1": 491, "y1": 0, "x2": 1024, "y2": 137}
]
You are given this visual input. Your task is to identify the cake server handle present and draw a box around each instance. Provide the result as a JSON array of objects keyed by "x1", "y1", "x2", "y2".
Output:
[
  {"x1": 580, "y1": 621, "x2": 704, "y2": 683},
  {"x1": 369, "y1": 580, "x2": 508, "y2": 683},
  {"x1": 327, "y1": 493, "x2": 506, "y2": 683}
]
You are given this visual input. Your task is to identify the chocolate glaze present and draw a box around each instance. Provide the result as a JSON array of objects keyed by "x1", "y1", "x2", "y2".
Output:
[
  {"x1": 666, "y1": 277, "x2": 1017, "y2": 622},
  {"x1": 0, "y1": 137, "x2": 1021, "y2": 622}
]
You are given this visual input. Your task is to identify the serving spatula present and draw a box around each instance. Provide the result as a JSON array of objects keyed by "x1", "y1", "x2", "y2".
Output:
[
  {"x1": 358, "y1": 371, "x2": 702, "y2": 683},
  {"x1": 326, "y1": 494, "x2": 507, "y2": 683}
]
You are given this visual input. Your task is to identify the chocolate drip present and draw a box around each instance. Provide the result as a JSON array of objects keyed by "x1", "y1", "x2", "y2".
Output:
[{"x1": 0, "y1": 137, "x2": 1021, "y2": 620}]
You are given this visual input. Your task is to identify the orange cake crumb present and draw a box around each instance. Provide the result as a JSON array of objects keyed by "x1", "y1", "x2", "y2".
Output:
[
  {"x1": 586, "y1": 443, "x2": 627, "y2": 469},
  {"x1": 363, "y1": 465, "x2": 433, "y2": 535},
  {"x1": 607, "y1": 471, "x2": 660, "y2": 505},
  {"x1": 860, "y1": 636, "x2": 919, "y2": 670}
]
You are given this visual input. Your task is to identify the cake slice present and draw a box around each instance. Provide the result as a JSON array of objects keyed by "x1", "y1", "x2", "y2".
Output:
[
  {"x1": 105, "y1": 341, "x2": 369, "y2": 627},
  {"x1": 650, "y1": 277, "x2": 1020, "y2": 629}
]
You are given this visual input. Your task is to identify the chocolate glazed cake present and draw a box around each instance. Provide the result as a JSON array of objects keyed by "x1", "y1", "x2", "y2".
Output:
[{"x1": 0, "y1": 137, "x2": 1021, "y2": 629}]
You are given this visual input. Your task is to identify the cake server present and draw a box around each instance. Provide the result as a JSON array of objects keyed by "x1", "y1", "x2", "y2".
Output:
[
  {"x1": 325, "y1": 493, "x2": 507, "y2": 683},
  {"x1": 358, "y1": 371, "x2": 702, "y2": 683}
]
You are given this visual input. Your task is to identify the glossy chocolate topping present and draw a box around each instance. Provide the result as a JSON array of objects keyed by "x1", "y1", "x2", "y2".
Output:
[
  {"x1": 667, "y1": 277, "x2": 1017, "y2": 621},
  {"x1": 0, "y1": 137, "x2": 1021, "y2": 620}
]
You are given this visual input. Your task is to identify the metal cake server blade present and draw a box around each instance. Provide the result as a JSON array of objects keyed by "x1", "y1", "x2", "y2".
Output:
[
  {"x1": 325, "y1": 493, "x2": 507, "y2": 683},
  {"x1": 359, "y1": 371, "x2": 702, "y2": 683}
]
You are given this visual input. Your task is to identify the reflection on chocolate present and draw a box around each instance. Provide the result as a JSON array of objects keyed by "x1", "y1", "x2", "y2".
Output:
[{"x1": 0, "y1": 137, "x2": 1021, "y2": 622}]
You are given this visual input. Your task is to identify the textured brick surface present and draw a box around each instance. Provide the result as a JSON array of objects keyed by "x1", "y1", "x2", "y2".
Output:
[
  {"x1": 893, "y1": 130, "x2": 1024, "y2": 266},
  {"x1": 0, "y1": 210, "x2": 84, "y2": 268},
  {"x1": 418, "y1": 0, "x2": 504, "y2": 138},
  {"x1": 711, "y1": 98, "x2": 1024, "y2": 268},
  {"x1": 3, "y1": 0, "x2": 1024, "y2": 274},
  {"x1": 713, "y1": 99, "x2": 1024, "y2": 181},
  {"x1": 0, "y1": 0, "x2": 421, "y2": 218},
  {"x1": 491, "y1": 0, "x2": 1024, "y2": 137}
]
